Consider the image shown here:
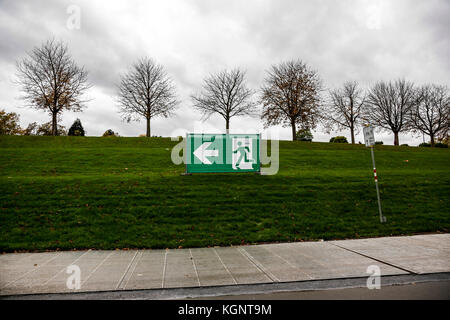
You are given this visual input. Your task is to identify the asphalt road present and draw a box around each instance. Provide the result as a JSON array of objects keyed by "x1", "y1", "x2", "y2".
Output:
[{"x1": 195, "y1": 280, "x2": 450, "y2": 300}]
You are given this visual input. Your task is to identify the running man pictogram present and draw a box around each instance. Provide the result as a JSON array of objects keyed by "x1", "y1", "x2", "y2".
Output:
[{"x1": 233, "y1": 141, "x2": 250, "y2": 167}]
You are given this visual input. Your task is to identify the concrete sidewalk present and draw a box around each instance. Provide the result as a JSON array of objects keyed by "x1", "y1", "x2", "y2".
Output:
[{"x1": 1, "y1": 234, "x2": 449, "y2": 297}]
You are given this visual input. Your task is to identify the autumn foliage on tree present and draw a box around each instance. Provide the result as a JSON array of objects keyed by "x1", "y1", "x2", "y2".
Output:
[
  {"x1": 102, "y1": 129, "x2": 117, "y2": 137},
  {"x1": 16, "y1": 39, "x2": 90, "y2": 136},
  {"x1": 0, "y1": 109, "x2": 22, "y2": 135},
  {"x1": 36, "y1": 122, "x2": 67, "y2": 136},
  {"x1": 260, "y1": 60, "x2": 322, "y2": 141}
]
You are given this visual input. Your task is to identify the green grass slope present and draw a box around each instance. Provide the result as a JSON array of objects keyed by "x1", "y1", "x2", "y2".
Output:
[{"x1": 0, "y1": 135, "x2": 449, "y2": 251}]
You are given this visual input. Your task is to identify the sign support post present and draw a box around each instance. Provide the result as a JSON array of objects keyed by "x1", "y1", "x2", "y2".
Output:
[
  {"x1": 363, "y1": 125, "x2": 386, "y2": 223},
  {"x1": 370, "y1": 146, "x2": 386, "y2": 223}
]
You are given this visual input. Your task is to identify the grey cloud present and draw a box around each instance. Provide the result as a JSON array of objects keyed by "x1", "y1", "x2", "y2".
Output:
[{"x1": 0, "y1": 0, "x2": 448, "y2": 145}]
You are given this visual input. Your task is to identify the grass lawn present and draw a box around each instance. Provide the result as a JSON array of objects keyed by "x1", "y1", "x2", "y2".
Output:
[{"x1": 0, "y1": 135, "x2": 449, "y2": 252}]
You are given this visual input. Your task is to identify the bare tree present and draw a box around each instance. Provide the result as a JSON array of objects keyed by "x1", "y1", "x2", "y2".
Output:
[
  {"x1": 260, "y1": 60, "x2": 322, "y2": 141},
  {"x1": 410, "y1": 85, "x2": 449, "y2": 146},
  {"x1": 364, "y1": 79, "x2": 416, "y2": 146},
  {"x1": 191, "y1": 68, "x2": 255, "y2": 133},
  {"x1": 322, "y1": 81, "x2": 365, "y2": 144},
  {"x1": 16, "y1": 39, "x2": 90, "y2": 136},
  {"x1": 118, "y1": 58, "x2": 178, "y2": 137}
]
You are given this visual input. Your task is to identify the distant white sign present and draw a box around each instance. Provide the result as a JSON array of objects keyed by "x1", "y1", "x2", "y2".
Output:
[{"x1": 363, "y1": 126, "x2": 375, "y2": 147}]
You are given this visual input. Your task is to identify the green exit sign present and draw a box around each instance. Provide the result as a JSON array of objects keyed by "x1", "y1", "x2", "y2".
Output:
[{"x1": 185, "y1": 133, "x2": 261, "y2": 174}]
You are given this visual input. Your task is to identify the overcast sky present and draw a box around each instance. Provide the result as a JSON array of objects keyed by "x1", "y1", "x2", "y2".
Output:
[{"x1": 0, "y1": 0, "x2": 449, "y2": 144}]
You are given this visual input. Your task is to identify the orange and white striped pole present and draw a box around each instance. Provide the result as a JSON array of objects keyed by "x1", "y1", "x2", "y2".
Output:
[
  {"x1": 370, "y1": 141, "x2": 386, "y2": 223},
  {"x1": 364, "y1": 124, "x2": 386, "y2": 223}
]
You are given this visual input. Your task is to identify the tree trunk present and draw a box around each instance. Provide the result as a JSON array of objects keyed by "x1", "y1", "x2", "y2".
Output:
[
  {"x1": 393, "y1": 131, "x2": 399, "y2": 146},
  {"x1": 291, "y1": 120, "x2": 297, "y2": 141},
  {"x1": 226, "y1": 118, "x2": 230, "y2": 134},
  {"x1": 430, "y1": 133, "x2": 435, "y2": 147},
  {"x1": 52, "y1": 112, "x2": 57, "y2": 136},
  {"x1": 146, "y1": 117, "x2": 151, "y2": 137},
  {"x1": 350, "y1": 126, "x2": 355, "y2": 144}
]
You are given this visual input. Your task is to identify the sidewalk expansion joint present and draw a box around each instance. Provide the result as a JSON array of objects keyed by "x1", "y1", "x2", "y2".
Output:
[
  {"x1": 1, "y1": 252, "x2": 63, "y2": 289},
  {"x1": 237, "y1": 247, "x2": 279, "y2": 282},
  {"x1": 189, "y1": 249, "x2": 201, "y2": 287},
  {"x1": 329, "y1": 242, "x2": 418, "y2": 274},
  {"x1": 161, "y1": 250, "x2": 168, "y2": 289},
  {"x1": 116, "y1": 251, "x2": 140, "y2": 290}
]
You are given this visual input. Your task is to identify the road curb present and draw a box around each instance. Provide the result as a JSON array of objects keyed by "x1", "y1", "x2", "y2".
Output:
[{"x1": 3, "y1": 272, "x2": 449, "y2": 300}]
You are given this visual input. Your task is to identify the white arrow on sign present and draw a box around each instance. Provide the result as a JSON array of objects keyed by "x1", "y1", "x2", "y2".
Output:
[{"x1": 193, "y1": 142, "x2": 219, "y2": 164}]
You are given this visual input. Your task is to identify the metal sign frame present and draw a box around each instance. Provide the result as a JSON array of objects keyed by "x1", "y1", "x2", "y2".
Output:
[
  {"x1": 185, "y1": 133, "x2": 261, "y2": 174},
  {"x1": 363, "y1": 125, "x2": 375, "y2": 147}
]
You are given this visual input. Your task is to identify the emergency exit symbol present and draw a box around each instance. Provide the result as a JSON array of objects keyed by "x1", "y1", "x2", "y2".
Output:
[
  {"x1": 193, "y1": 142, "x2": 219, "y2": 164},
  {"x1": 234, "y1": 142, "x2": 249, "y2": 165},
  {"x1": 185, "y1": 133, "x2": 260, "y2": 174},
  {"x1": 232, "y1": 138, "x2": 254, "y2": 170}
]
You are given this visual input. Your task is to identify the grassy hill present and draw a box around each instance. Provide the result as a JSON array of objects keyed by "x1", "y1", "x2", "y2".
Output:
[{"x1": 0, "y1": 135, "x2": 449, "y2": 252}]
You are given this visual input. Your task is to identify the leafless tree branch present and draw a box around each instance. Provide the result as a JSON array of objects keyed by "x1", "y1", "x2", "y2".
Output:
[
  {"x1": 363, "y1": 79, "x2": 416, "y2": 145},
  {"x1": 191, "y1": 68, "x2": 256, "y2": 133},
  {"x1": 16, "y1": 39, "x2": 91, "y2": 135},
  {"x1": 117, "y1": 57, "x2": 178, "y2": 137},
  {"x1": 410, "y1": 84, "x2": 449, "y2": 146},
  {"x1": 322, "y1": 81, "x2": 365, "y2": 144}
]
